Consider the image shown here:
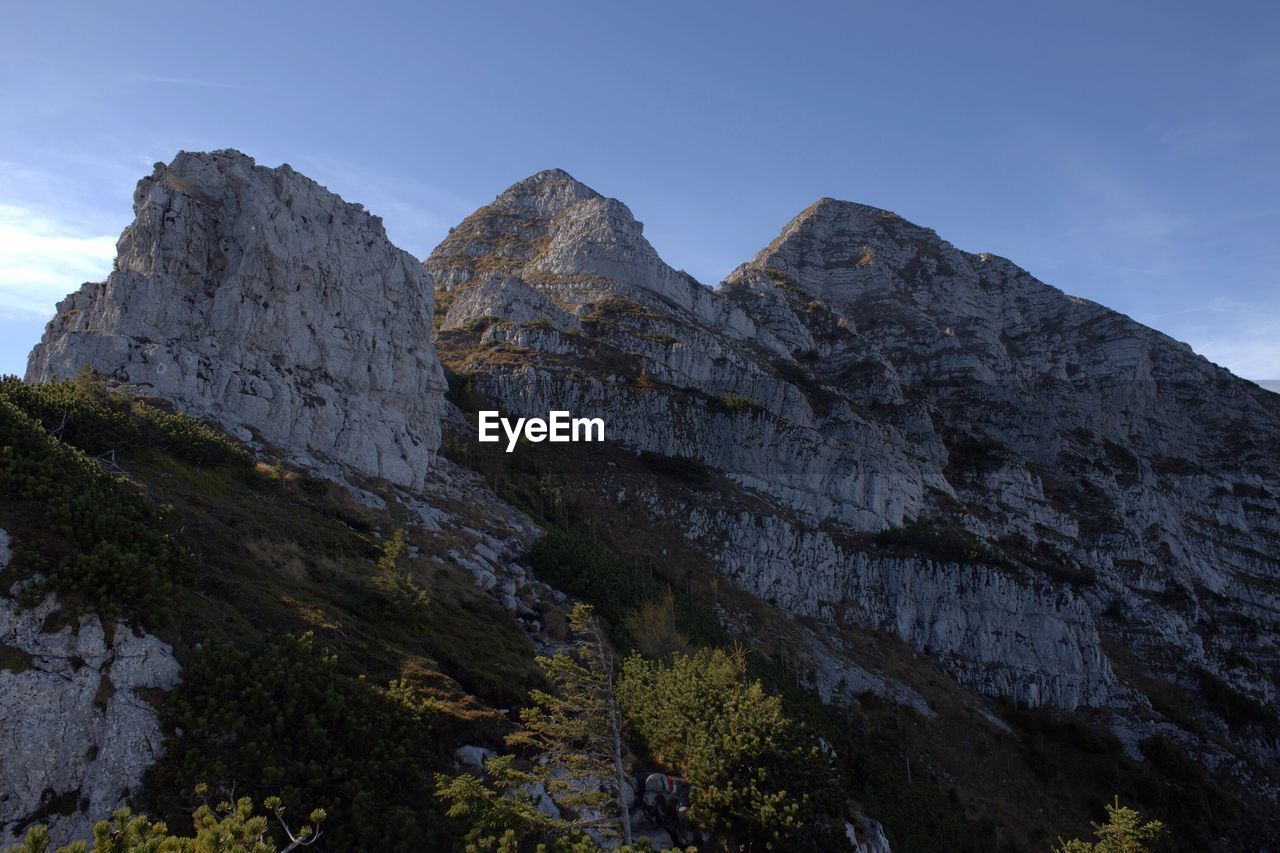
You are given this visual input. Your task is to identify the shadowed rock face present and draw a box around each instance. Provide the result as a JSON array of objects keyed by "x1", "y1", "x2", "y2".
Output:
[
  {"x1": 429, "y1": 170, "x2": 1280, "y2": 733},
  {"x1": 26, "y1": 149, "x2": 447, "y2": 489}
]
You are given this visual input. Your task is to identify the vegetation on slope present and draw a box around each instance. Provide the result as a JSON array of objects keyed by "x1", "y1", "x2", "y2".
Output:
[
  {"x1": 430, "y1": 351, "x2": 1280, "y2": 850},
  {"x1": 4, "y1": 371, "x2": 1263, "y2": 851},
  {"x1": 1, "y1": 376, "x2": 540, "y2": 850},
  {"x1": 444, "y1": 432, "x2": 1003, "y2": 852},
  {"x1": 4, "y1": 792, "x2": 327, "y2": 853},
  {"x1": 0, "y1": 377, "x2": 208, "y2": 626},
  {"x1": 149, "y1": 634, "x2": 450, "y2": 850}
]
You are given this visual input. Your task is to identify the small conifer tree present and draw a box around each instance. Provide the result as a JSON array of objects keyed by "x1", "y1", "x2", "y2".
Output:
[
  {"x1": 1054, "y1": 797, "x2": 1166, "y2": 853},
  {"x1": 437, "y1": 603, "x2": 632, "y2": 848}
]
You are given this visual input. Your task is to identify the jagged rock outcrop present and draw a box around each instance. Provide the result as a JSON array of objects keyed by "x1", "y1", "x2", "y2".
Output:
[
  {"x1": 26, "y1": 150, "x2": 447, "y2": 489},
  {"x1": 719, "y1": 198, "x2": 1280, "y2": 719},
  {"x1": 428, "y1": 170, "x2": 938, "y2": 530},
  {"x1": 0, "y1": 534, "x2": 180, "y2": 846},
  {"x1": 429, "y1": 170, "x2": 1280, "y2": 747}
]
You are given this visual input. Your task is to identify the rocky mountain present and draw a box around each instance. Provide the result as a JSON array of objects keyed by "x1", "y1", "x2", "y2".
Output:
[
  {"x1": 430, "y1": 168, "x2": 1280, "y2": 834},
  {"x1": 4, "y1": 152, "x2": 1278, "y2": 850},
  {"x1": 431, "y1": 168, "x2": 1278, "y2": 705},
  {"x1": 26, "y1": 150, "x2": 448, "y2": 490}
]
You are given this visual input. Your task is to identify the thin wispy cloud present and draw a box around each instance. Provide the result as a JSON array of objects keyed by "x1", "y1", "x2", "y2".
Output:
[
  {"x1": 123, "y1": 73, "x2": 267, "y2": 92},
  {"x1": 980, "y1": 144, "x2": 1280, "y2": 380},
  {"x1": 1196, "y1": 325, "x2": 1280, "y2": 380},
  {"x1": 0, "y1": 204, "x2": 116, "y2": 319}
]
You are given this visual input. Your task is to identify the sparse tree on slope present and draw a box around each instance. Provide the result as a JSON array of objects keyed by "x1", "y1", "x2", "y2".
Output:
[
  {"x1": 437, "y1": 603, "x2": 633, "y2": 849},
  {"x1": 1054, "y1": 798, "x2": 1166, "y2": 853},
  {"x1": 618, "y1": 647, "x2": 843, "y2": 850}
]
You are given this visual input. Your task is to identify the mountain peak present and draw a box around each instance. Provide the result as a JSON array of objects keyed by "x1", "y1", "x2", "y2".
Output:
[
  {"x1": 730, "y1": 194, "x2": 953, "y2": 300},
  {"x1": 27, "y1": 149, "x2": 448, "y2": 489},
  {"x1": 493, "y1": 167, "x2": 602, "y2": 216},
  {"x1": 798, "y1": 195, "x2": 891, "y2": 220},
  {"x1": 514, "y1": 166, "x2": 580, "y2": 184},
  {"x1": 774, "y1": 196, "x2": 928, "y2": 246}
]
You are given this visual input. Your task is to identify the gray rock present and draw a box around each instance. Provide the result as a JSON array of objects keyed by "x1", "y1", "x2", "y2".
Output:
[
  {"x1": 427, "y1": 170, "x2": 1280, "y2": 747},
  {"x1": 0, "y1": 587, "x2": 180, "y2": 846},
  {"x1": 454, "y1": 744, "x2": 495, "y2": 771},
  {"x1": 26, "y1": 150, "x2": 448, "y2": 490},
  {"x1": 847, "y1": 814, "x2": 892, "y2": 853}
]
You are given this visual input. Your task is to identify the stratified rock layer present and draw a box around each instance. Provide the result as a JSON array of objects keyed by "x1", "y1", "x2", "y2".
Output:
[
  {"x1": 27, "y1": 150, "x2": 447, "y2": 489},
  {"x1": 429, "y1": 170, "x2": 1280, "y2": 735}
]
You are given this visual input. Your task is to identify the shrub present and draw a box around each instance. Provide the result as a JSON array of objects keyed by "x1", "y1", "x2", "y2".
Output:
[
  {"x1": 1054, "y1": 797, "x2": 1166, "y2": 853},
  {"x1": 623, "y1": 591, "x2": 689, "y2": 658},
  {"x1": 874, "y1": 519, "x2": 988, "y2": 565},
  {"x1": 0, "y1": 397, "x2": 189, "y2": 627},
  {"x1": 148, "y1": 634, "x2": 450, "y2": 851},
  {"x1": 1193, "y1": 667, "x2": 1277, "y2": 735},
  {"x1": 772, "y1": 360, "x2": 813, "y2": 387},
  {"x1": 0, "y1": 376, "x2": 253, "y2": 468},
  {"x1": 443, "y1": 365, "x2": 474, "y2": 407},
  {"x1": 8, "y1": 790, "x2": 326, "y2": 853},
  {"x1": 619, "y1": 648, "x2": 843, "y2": 849},
  {"x1": 525, "y1": 532, "x2": 653, "y2": 627},
  {"x1": 298, "y1": 475, "x2": 329, "y2": 496},
  {"x1": 717, "y1": 395, "x2": 754, "y2": 415},
  {"x1": 637, "y1": 450, "x2": 710, "y2": 486},
  {"x1": 437, "y1": 605, "x2": 632, "y2": 850},
  {"x1": 371, "y1": 529, "x2": 429, "y2": 615},
  {"x1": 590, "y1": 296, "x2": 641, "y2": 318}
]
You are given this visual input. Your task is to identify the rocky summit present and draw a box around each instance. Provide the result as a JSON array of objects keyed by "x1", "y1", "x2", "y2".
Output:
[
  {"x1": 432, "y1": 168, "x2": 1279, "y2": 712},
  {"x1": 26, "y1": 150, "x2": 448, "y2": 490},
  {"x1": 4, "y1": 153, "x2": 1278, "y2": 850}
]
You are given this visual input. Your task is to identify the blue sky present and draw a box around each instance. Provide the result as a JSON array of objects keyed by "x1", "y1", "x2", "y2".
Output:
[{"x1": 2, "y1": 0, "x2": 1277, "y2": 379}]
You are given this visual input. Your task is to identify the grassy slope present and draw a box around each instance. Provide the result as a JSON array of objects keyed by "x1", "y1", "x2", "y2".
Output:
[{"x1": 0, "y1": 379, "x2": 541, "y2": 848}]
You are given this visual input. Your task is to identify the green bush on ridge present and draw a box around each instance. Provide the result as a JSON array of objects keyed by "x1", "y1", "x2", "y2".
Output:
[
  {"x1": 0, "y1": 375, "x2": 253, "y2": 469},
  {"x1": 148, "y1": 633, "x2": 451, "y2": 852},
  {"x1": 0, "y1": 375, "x2": 260, "y2": 627},
  {"x1": 0, "y1": 396, "x2": 189, "y2": 627},
  {"x1": 619, "y1": 647, "x2": 845, "y2": 850}
]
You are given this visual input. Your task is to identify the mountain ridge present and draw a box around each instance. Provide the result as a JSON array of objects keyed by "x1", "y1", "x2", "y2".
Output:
[
  {"x1": 5, "y1": 151, "x2": 1277, "y2": 850},
  {"x1": 431, "y1": 163, "x2": 1279, "y2": 725}
]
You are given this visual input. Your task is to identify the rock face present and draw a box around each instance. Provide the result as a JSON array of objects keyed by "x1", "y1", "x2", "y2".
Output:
[
  {"x1": 429, "y1": 170, "x2": 1280, "y2": 746},
  {"x1": 26, "y1": 150, "x2": 447, "y2": 489},
  {"x1": 0, "y1": 534, "x2": 181, "y2": 846}
]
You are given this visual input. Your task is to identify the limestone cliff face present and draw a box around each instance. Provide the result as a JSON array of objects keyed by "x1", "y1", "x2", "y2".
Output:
[
  {"x1": 429, "y1": 170, "x2": 1280, "y2": 744},
  {"x1": 720, "y1": 199, "x2": 1280, "y2": 720},
  {"x1": 427, "y1": 171, "x2": 937, "y2": 530},
  {"x1": 0, "y1": 532, "x2": 180, "y2": 846},
  {"x1": 26, "y1": 150, "x2": 448, "y2": 489}
]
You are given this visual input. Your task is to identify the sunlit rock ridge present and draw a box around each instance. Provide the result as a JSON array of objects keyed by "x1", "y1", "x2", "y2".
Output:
[{"x1": 27, "y1": 149, "x2": 448, "y2": 489}]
